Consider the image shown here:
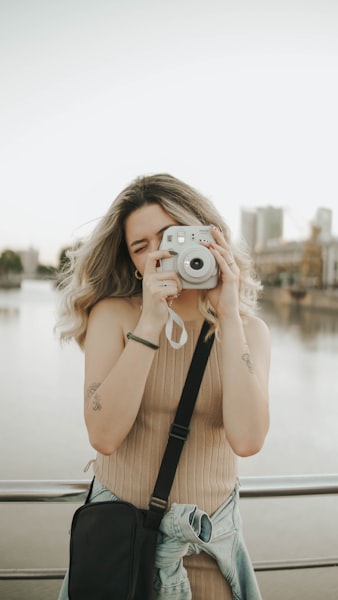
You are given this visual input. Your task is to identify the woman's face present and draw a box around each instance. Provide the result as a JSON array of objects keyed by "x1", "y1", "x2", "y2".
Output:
[{"x1": 124, "y1": 204, "x2": 177, "y2": 275}]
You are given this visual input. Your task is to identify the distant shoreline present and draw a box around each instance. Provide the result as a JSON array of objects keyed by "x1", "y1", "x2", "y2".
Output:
[
  {"x1": 261, "y1": 285, "x2": 338, "y2": 311},
  {"x1": 0, "y1": 275, "x2": 57, "y2": 289}
]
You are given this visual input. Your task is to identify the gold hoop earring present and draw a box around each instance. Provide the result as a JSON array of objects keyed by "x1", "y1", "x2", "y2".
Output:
[{"x1": 135, "y1": 269, "x2": 143, "y2": 281}]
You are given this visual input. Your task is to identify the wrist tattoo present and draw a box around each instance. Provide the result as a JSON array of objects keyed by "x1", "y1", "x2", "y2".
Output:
[
  {"x1": 85, "y1": 382, "x2": 102, "y2": 411},
  {"x1": 242, "y1": 352, "x2": 254, "y2": 374}
]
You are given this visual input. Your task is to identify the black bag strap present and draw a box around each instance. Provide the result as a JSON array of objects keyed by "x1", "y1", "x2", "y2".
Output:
[{"x1": 145, "y1": 320, "x2": 214, "y2": 529}]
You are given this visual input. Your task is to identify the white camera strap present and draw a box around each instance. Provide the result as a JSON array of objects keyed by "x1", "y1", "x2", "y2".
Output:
[{"x1": 165, "y1": 307, "x2": 188, "y2": 349}]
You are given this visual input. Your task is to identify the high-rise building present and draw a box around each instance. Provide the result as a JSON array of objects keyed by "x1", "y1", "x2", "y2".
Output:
[
  {"x1": 254, "y1": 206, "x2": 283, "y2": 250},
  {"x1": 240, "y1": 208, "x2": 257, "y2": 251},
  {"x1": 18, "y1": 247, "x2": 39, "y2": 275},
  {"x1": 241, "y1": 206, "x2": 284, "y2": 250},
  {"x1": 313, "y1": 207, "x2": 332, "y2": 242}
]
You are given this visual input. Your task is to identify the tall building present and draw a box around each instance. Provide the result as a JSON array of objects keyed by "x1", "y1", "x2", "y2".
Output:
[
  {"x1": 256, "y1": 206, "x2": 283, "y2": 249},
  {"x1": 240, "y1": 208, "x2": 257, "y2": 251},
  {"x1": 18, "y1": 247, "x2": 39, "y2": 275},
  {"x1": 313, "y1": 207, "x2": 332, "y2": 242},
  {"x1": 241, "y1": 206, "x2": 284, "y2": 251}
]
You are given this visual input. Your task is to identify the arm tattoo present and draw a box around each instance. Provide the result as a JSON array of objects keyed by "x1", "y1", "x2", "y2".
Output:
[
  {"x1": 242, "y1": 352, "x2": 254, "y2": 374},
  {"x1": 85, "y1": 382, "x2": 102, "y2": 411}
]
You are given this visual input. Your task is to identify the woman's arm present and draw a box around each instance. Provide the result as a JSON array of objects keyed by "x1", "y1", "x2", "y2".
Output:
[
  {"x1": 83, "y1": 250, "x2": 182, "y2": 455},
  {"x1": 83, "y1": 298, "x2": 160, "y2": 455},
  {"x1": 205, "y1": 227, "x2": 270, "y2": 457},
  {"x1": 219, "y1": 313, "x2": 270, "y2": 457}
]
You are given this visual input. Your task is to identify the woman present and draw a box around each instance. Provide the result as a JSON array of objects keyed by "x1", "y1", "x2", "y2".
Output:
[{"x1": 57, "y1": 173, "x2": 270, "y2": 599}]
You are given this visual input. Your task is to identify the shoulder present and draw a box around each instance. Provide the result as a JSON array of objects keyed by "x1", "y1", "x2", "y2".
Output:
[
  {"x1": 90, "y1": 296, "x2": 141, "y2": 318},
  {"x1": 87, "y1": 296, "x2": 142, "y2": 337},
  {"x1": 242, "y1": 313, "x2": 270, "y2": 348}
]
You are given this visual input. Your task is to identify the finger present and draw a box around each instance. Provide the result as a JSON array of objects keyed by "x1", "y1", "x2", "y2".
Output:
[
  {"x1": 209, "y1": 226, "x2": 228, "y2": 248},
  {"x1": 157, "y1": 270, "x2": 182, "y2": 287},
  {"x1": 214, "y1": 245, "x2": 236, "y2": 267},
  {"x1": 154, "y1": 274, "x2": 183, "y2": 295},
  {"x1": 144, "y1": 269, "x2": 181, "y2": 294},
  {"x1": 206, "y1": 243, "x2": 238, "y2": 273},
  {"x1": 143, "y1": 250, "x2": 177, "y2": 275},
  {"x1": 159, "y1": 280, "x2": 178, "y2": 293},
  {"x1": 167, "y1": 293, "x2": 180, "y2": 307},
  {"x1": 203, "y1": 232, "x2": 235, "y2": 266}
]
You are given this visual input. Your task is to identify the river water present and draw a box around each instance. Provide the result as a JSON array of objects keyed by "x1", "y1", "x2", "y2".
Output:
[
  {"x1": 1, "y1": 280, "x2": 338, "y2": 599},
  {"x1": 1, "y1": 279, "x2": 337, "y2": 480}
]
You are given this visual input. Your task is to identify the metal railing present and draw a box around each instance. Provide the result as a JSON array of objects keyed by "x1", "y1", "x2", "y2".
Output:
[{"x1": 1, "y1": 474, "x2": 338, "y2": 580}]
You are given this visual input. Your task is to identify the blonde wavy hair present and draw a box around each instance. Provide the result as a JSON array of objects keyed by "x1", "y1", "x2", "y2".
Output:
[{"x1": 56, "y1": 173, "x2": 262, "y2": 347}]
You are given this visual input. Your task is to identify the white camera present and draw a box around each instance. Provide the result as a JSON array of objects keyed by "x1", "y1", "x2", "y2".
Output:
[{"x1": 158, "y1": 226, "x2": 218, "y2": 289}]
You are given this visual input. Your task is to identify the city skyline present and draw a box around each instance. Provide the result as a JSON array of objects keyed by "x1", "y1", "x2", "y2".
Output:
[
  {"x1": 2, "y1": 202, "x2": 336, "y2": 268},
  {"x1": 1, "y1": 1, "x2": 338, "y2": 265}
]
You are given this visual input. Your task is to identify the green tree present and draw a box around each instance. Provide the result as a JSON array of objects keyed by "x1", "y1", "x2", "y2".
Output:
[
  {"x1": 0, "y1": 249, "x2": 23, "y2": 275},
  {"x1": 36, "y1": 264, "x2": 57, "y2": 277},
  {"x1": 58, "y1": 247, "x2": 72, "y2": 272}
]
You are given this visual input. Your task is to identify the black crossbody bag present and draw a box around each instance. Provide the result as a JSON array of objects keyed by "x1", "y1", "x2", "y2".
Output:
[{"x1": 68, "y1": 321, "x2": 214, "y2": 600}]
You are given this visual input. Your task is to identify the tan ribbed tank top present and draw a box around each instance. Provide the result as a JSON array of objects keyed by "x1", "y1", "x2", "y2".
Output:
[{"x1": 94, "y1": 319, "x2": 237, "y2": 516}]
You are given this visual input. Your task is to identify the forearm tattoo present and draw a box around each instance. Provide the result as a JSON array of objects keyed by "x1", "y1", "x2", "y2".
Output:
[
  {"x1": 242, "y1": 351, "x2": 254, "y2": 374},
  {"x1": 85, "y1": 382, "x2": 102, "y2": 411}
]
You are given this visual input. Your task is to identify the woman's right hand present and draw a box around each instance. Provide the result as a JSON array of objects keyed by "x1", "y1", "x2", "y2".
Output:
[{"x1": 139, "y1": 250, "x2": 182, "y2": 331}]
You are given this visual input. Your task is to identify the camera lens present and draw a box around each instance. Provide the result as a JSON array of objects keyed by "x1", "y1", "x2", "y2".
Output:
[{"x1": 190, "y1": 258, "x2": 204, "y2": 270}]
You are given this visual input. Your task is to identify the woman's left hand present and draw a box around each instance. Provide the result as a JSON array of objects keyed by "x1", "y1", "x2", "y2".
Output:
[{"x1": 203, "y1": 226, "x2": 241, "y2": 318}]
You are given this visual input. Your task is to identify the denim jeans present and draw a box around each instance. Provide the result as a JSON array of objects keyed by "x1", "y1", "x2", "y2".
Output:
[
  {"x1": 58, "y1": 478, "x2": 261, "y2": 600},
  {"x1": 153, "y1": 485, "x2": 261, "y2": 599}
]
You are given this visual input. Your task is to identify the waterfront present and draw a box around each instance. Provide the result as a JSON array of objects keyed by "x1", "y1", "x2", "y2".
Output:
[
  {"x1": 1, "y1": 280, "x2": 338, "y2": 479},
  {"x1": 1, "y1": 281, "x2": 338, "y2": 599}
]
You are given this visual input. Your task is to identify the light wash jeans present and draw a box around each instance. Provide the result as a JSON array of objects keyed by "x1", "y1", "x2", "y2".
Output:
[
  {"x1": 58, "y1": 478, "x2": 261, "y2": 600},
  {"x1": 153, "y1": 485, "x2": 261, "y2": 599}
]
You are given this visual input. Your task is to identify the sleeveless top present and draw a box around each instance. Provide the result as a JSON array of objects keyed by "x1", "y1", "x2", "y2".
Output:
[{"x1": 93, "y1": 319, "x2": 237, "y2": 515}]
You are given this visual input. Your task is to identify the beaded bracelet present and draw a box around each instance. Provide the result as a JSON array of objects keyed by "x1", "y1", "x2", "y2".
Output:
[{"x1": 126, "y1": 332, "x2": 159, "y2": 350}]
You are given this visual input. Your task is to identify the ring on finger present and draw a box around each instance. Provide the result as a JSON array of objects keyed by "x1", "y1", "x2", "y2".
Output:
[{"x1": 227, "y1": 260, "x2": 235, "y2": 266}]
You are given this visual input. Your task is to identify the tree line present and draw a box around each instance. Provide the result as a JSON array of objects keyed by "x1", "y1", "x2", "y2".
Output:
[{"x1": 0, "y1": 248, "x2": 71, "y2": 278}]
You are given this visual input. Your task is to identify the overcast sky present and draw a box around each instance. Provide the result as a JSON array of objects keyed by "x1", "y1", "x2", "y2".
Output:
[{"x1": 1, "y1": 0, "x2": 338, "y2": 265}]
